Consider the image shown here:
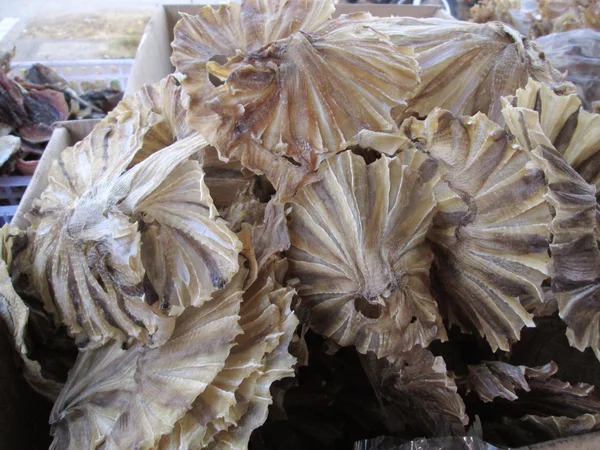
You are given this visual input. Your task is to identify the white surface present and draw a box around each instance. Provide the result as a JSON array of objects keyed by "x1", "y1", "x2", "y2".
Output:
[{"x1": 0, "y1": 17, "x2": 19, "y2": 41}]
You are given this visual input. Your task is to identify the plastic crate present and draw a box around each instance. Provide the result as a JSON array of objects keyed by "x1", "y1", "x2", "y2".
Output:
[
  {"x1": 10, "y1": 59, "x2": 134, "y2": 94},
  {"x1": 3, "y1": 60, "x2": 133, "y2": 225},
  {"x1": 0, "y1": 176, "x2": 32, "y2": 226}
]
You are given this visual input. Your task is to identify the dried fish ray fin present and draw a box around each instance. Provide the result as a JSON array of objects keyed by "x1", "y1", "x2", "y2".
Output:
[
  {"x1": 199, "y1": 145, "x2": 253, "y2": 209},
  {"x1": 49, "y1": 286, "x2": 242, "y2": 450},
  {"x1": 533, "y1": 146, "x2": 600, "y2": 360},
  {"x1": 287, "y1": 151, "x2": 445, "y2": 358},
  {"x1": 506, "y1": 79, "x2": 600, "y2": 202},
  {"x1": 124, "y1": 154, "x2": 241, "y2": 315},
  {"x1": 221, "y1": 138, "x2": 320, "y2": 202},
  {"x1": 405, "y1": 109, "x2": 551, "y2": 352},
  {"x1": 173, "y1": 7, "x2": 420, "y2": 200},
  {"x1": 205, "y1": 289, "x2": 298, "y2": 450},
  {"x1": 171, "y1": 0, "x2": 335, "y2": 67},
  {"x1": 361, "y1": 347, "x2": 468, "y2": 436},
  {"x1": 29, "y1": 105, "x2": 240, "y2": 347},
  {"x1": 370, "y1": 18, "x2": 570, "y2": 123},
  {"x1": 467, "y1": 361, "x2": 535, "y2": 402},
  {"x1": 248, "y1": 201, "x2": 291, "y2": 279},
  {"x1": 0, "y1": 224, "x2": 63, "y2": 399},
  {"x1": 171, "y1": 0, "x2": 336, "y2": 153},
  {"x1": 158, "y1": 208, "x2": 296, "y2": 449},
  {"x1": 467, "y1": 360, "x2": 600, "y2": 420},
  {"x1": 503, "y1": 101, "x2": 600, "y2": 361},
  {"x1": 119, "y1": 75, "x2": 195, "y2": 165}
]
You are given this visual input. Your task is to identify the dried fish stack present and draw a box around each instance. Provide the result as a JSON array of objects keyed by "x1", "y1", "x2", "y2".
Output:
[
  {"x1": 1, "y1": 1, "x2": 600, "y2": 449},
  {"x1": 471, "y1": 0, "x2": 600, "y2": 37}
]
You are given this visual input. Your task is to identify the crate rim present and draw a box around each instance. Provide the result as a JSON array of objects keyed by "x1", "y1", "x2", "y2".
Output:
[{"x1": 11, "y1": 58, "x2": 134, "y2": 67}]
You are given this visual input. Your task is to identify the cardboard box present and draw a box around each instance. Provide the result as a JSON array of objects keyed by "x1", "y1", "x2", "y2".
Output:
[{"x1": 125, "y1": 3, "x2": 453, "y2": 95}]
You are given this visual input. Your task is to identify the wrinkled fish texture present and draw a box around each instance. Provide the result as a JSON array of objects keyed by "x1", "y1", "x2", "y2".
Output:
[{"x1": 0, "y1": 0, "x2": 600, "y2": 449}]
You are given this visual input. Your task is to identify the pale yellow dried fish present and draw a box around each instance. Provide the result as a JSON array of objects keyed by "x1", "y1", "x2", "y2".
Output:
[
  {"x1": 163, "y1": 262, "x2": 297, "y2": 450},
  {"x1": 287, "y1": 150, "x2": 445, "y2": 358},
  {"x1": 361, "y1": 346, "x2": 468, "y2": 435},
  {"x1": 114, "y1": 76, "x2": 252, "y2": 206},
  {"x1": 502, "y1": 99, "x2": 600, "y2": 361},
  {"x1": 206, "y1": 291, "x2": 297, "y2": 450},
  {"x1": 49, "y1": 279, "x2": 242, "y2": 450},
  {"x1": 505, "y1": 79, "x2": 600, "y2": 203},
  {"x1": 172, "y1": 0, "x2": 420, "y2": 199},
  {"x1": 171, "y1": 0, "x2": 334, "y2": 137},
  {"x1": 28, "y1": 81, "x2": 241, "y2": 348},
  {"x1": 172, "y1": 0, "x2": 335, "y2": 78},
  {"x1": 403, "y1": 109, "x2": 551, "y2": 352},
  {"x1": 533, "y1": 148, "x2": 600, "y2": 359},
  {"x1": 198, "y1": 145, "x2": 253, "y2": 209},
  {"x1": 110, "y1": 76, "x2": 195, "y2": 165},
  {"x1": 538, "y1": 0, "x2": 600, "y2": 35},
  {"x1": 470, "y1": 0, "x2": 529, "y2": 34},
  {"x1": 157, "y1": 209, "x2": 296, "y2": 450},
  {"x1": 0, "y1": 224, "x2": 63, "y2": 399},
  {"x1": 371, "y1": 18, "x2": 568, "y2": 123}
]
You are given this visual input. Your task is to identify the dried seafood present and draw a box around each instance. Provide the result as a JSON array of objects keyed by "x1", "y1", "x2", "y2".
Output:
[
  {"x1": 0, "y1": 67, "x2": 68, "y2": 144},
  {"x1": 21, "y1": 63, "x2": 108, "y2": 118},
  {"x1": 27, "y1": 76, "x2": 241, "y2": 348},
  {"x1": 361, "y1": 347, "x2": 468, "y2": 436},
  {"x1": 467, "y1": 360, "x2": 600, "y2": 416},
  {"x1": 502, "y1": 92, "x2": 600, "y2": 361},
  {"x1": 501, "y1": 413, "x2": 600, "y2": 444},
  {"x1": 0, "y1": 53, "x2": 126, "y2": 176},
  {"x1": 49, "y1": 279, "x2": 243, "y2": 450},
  {"x1": 464, "y1": 360, "x2": 600, "y2": 445},
  {"x1": 470, "y1": 0, "x2": 600, "y2": 38},
  {"x1": 172, "y1": 0, "x2": 420, "y2": 199},
  {"x1": 537, "y1": 0, "x2": 600, "y2": 35},
  {"x1": 2, "y1": 0, "x2": 600, "y2": 448},
  {"x1": 504, "y1": 79, "x2": 600, "y2": 201},
  {"x1": 470, "y1": 0, "x2": 536, "y2": 35},
  {"x1": 402, "y1": 110, "x2": 551, "y2": 352},
  {"x1": 158, "y1": 216, "x2": 297, "y2": 449},
  {"x1": 466, "y1": 361, "x2": 554, "y2": 402},
  {"x1": 370, "y1": 18, "x2": 568, "y2": 123},
  {"x1": 0, "y1": 224, "x2": 65, "y2": 399},
  {"x1": 287, "y1": 150, "x2": 445, "y2": 357}
]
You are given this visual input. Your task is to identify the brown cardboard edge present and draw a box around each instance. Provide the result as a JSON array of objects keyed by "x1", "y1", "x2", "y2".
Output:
[
  {"x1": 125, "y1": 4, "x2": 454, "y2": 95},
  {"x1": 11, "y1": 119, "x2": 100, "y2": 229}
]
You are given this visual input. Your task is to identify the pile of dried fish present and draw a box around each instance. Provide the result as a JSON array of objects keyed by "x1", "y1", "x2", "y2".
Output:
[
  {"x1": 471, "y1": 0, "x2": 600, "y2": 36},
  {"x1": 0, "y1": 49, "x2": 122, "y2": 176},
  {"x1": 1, "y1": 1, "x2": 600, "y2": 449},
  {"x1": 470, "y1": 0, "x2": 600, "y2": 134}
]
